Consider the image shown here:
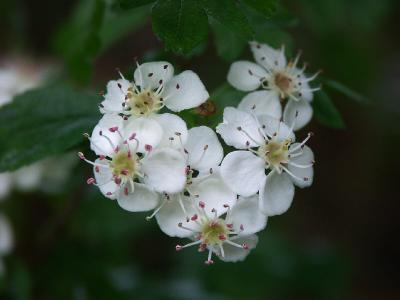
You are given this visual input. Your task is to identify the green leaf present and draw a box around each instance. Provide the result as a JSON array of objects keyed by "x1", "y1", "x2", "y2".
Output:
[
  {"x1": 200, "y1": 0, "x2": 254, "y2": 39},
  {"x1": 0, "y1": 85, "x2": 101, "y2": 171},
  {"x1": 241, "y1": 0, "x2": 278, "y2": 18},
  {"x1": 312, "y1": 91, "x2": 345, "y2": 129},
  {"x1": 323, "y1": 78, "x2": 371, "y2": 104},
  {"x1": 118, "y1": 0, "x2": 155, "y2": 9},
  {"x1": 152, "y1": 0, "x2": 209, "y2": 54}
]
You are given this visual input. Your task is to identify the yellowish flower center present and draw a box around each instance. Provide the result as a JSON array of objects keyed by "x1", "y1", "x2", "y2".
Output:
[
  {"x1": 274, "y1": 72, "x2": 292, "y2": 94},
  {"x1": 110, "y1": 151, "x2": 138, "y2": 179},
  {"x1": 126, "y1": 87, "x2": 163, "y2": 116},
  {"x1": 258, "y1": 139, "x2": 290, "y2": 169},
  {"x1": 201, "y1": 219, "x2": 229, "y2": 246}
]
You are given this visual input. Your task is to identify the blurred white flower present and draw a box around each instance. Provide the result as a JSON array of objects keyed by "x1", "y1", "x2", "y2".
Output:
[
  {"x1": 227, "y1": 42, "x2": 320, "y2": 130},
  {"x1": 81, "y1": 114, "x2": 187, "y2": 212},
  {"x1": 0, "y1": 213, "x2": 14, "y2": 276},
  {"x1": 217, "y1": 107, "x2": 314, "y2": 216},
  {"x1": 175, "y1": 195, "x2": 266, "y2": 264}
]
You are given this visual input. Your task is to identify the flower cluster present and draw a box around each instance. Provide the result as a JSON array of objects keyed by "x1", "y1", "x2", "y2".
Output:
[{"x1": 80, "y1": 42, "x2": 318, "y2": 264}]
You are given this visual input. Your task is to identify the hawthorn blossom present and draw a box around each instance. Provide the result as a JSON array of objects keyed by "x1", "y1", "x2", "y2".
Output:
[
  {"x1": 227, "y1": 41, "x2": 320, "y2": 130},
  {"x1": 79, "y1": 114, "x2": 187, "y2": 212},
  {"x1": 0, "y1": 213, "x2": 13, "y2": 276},
  {"x1": 217, "y1": 107, "x2": 314, "y2": 216},
  {"x1": 150, "y1": 126, "x2": 236, "y2": 237},
  {"x1": 175, "y1": 195, "x2": 267, "y2": 264}
]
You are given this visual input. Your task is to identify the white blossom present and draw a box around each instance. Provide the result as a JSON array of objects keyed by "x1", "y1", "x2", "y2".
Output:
[
  {"x1": 227, "y1": 41, "x2": 320, "y2": 130},
  {"x1": 0, "y1": 214, "x2": 14, "y2": 276},
  {"x1": 175, "y1": 195, "x2": 267, "y2": 264},
  {"x1": 217, "y1": 107, "x2": 314, "y2": 216}
]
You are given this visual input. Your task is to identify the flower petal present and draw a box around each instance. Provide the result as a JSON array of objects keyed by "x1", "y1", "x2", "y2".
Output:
[
  {"x1": 156, "y1": 195, "x2": 197, "y2": 238},
  {"x1": 216, "y1": 107, "x2": 264, "y2": 149},
  {"x1": 0, "y1": 173, "x2": 12, "y2": 200},
  {"x1": 0, "y1": 214, "x2": 13, "y2": 255},
  {"x1": 100, "y1": 79, "x2": 131, "y2": 114},
  {"x1": 283, "y1": 100, "x2": 313, "y2": 131},
  {"x1": 220, "y1": 151, "x2": 266, "y2": 197},
  {"x1": 163, "y1": 70, "x2": 209, "y2": 112},
  {"x1": 186, "y1": 126, "x2": 223, "y2": 172},
  {"x1": 257, "y1": 114, "x2": 295, "y2": 142},
  {"x1": 134, "y1": 61, "x2": 174, "y2": 90},
  {"x1": 227, "y1": 61, "x2": 267, "y2": 91},
  {"x1": 150, "y1": 113, "x2": 188, "y2": 150},
  {"x1": 260, "y1": 171, "x2": 294, "y2": 216},
  {"x1": 287, "y1": 144, "x2": 314, "y2": 188},
  {"x1": 228, "y1": 195, "x2": 267, "y2": 235},
  {"x1": 13, "y1": 163, "x2": 44, "y2": 191},
  {"x1": 93, "y1": 159, "x2": 120, "y2": 200},
  {"x1": 117, "y1": 182, "x2": 160, "y2": 212},
  {"x1": 249, "y1": 41, "x2": 286, "y2": 71},
  {"x1": 219, "y1": 235, "x2": 258, "y2": 262},
  {"x1": 123, "y1": 117, "x2": 163, "y2": 153},
  {"x1": 190, "y1": 172, "x2": 236, "y2": 218},
  {"x1": 90, "y1": 114, "x2": 124, "y2": 157},
  {"x1": 141, "y1": 148, "x2": 186, "y2": 194},
  {"x1": 238, "y1": 90, "x2": 282, "y2": 119}
]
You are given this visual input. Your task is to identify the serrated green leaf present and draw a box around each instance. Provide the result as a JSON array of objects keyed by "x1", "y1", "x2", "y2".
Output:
[
  {"x1": 241, "y1": 0, "x2": 278, "y2": 18},
  {"x1": 152, "y1": 0, "x2": 208, "y2": 54},
  {"x1": 0, "y1": 85, "x2": 101, "y2": 171},
  {"x1": 200, "y1": 0, "x2": 253, "y2": 39},
  {"x1": 312, "y1": 91, "x2": 345, "y2": 129},
  {"x1": 323, "y1": 78, "x2": 371, "y2": 104},
  {"x1": 118, "y1": 0, "x2": 155, "y2": 9}
]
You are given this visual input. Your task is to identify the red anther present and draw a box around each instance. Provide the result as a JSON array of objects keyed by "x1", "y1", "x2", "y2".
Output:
[
  {"x1": 78, "y1": 152, "x2": 85, "y2": 160},
  {"x1": 191, "y1": 214, "x2": 198, "y2": 221},
  {"x1": 185, "y1": 166, "x2": 191, "y2": 175},
  {"x1": 198, "y1": 244, "x2": 207, "y2": 252},
  {"x1": 178, "y1": 222, "x2": 183, "y2": 227},
  {"x1": 223, "y1": 204, "x2": 230, "y2": 208},
  {"x1": 99, "y1": 155, "x2": 106, "y2": 160},
  {"x1": 95, "y1": 166, "x2": 100, "y2": 173},
  {"x1": 303, "y1": 177, "x2": 309, "y2": 181},
  {"x1": 86, "y1": 178, "x2": 96, "y2": 185},
  {"x1": 211, "y1": 208, "x2": 216, "y2": 213},
  {"x1": 115, "y1": 146, "x2": 120, "y2": 153},
  {"x1": 145, "y1": 144, "x2": 153, "y2": 152},
  {"x1": 199, "y1": 201, "x2": 205, "y2": 208},
  {"x1": 121, "y1": 169, "x2": 129, "y2": 176},
  {"x1": 175, "y1": 245, "x2": 183, "y2": 251},
  {"x1": 218, "y1": 234, "x2": 226, "y2": 241},
  {"x1": 242, "y1": 243, "x2": 249, "y2": 250},
  {"x1": 124, "y1": 187, "x2": 129, "y2": 196},
  {"x1": 240, "y1": 224, "x2": 244, "y2": 231},
  {"x1": 204, "y1": 260, "x2": 214, "y2": 265},
  {"x1": 106, "y1": 192, "x2": 112, "y2": 196},
  {"x1": 226, "y1": 223, "x2": 234, "y2": 229},
  {"x1": 114, "y1": 177, "x2": 122, "y2": 185},
  {"x1": 109, "y1": 126, "x2": 119, "y2": 133},
  {"x1": 129, "y1": 133, "x2": 137, "y2": 140}
]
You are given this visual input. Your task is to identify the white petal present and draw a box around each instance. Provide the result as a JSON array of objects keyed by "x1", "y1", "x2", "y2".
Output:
[
  {"x1": 0, "y1": 214, "x2": 13, "y2": 255},
  {"x1": 260, "y1": 171, "x2": 294, "y2": 216},
  {"x1": 90, "y1": 114, "x2": 124, "y2": 157},
  {"x1": 189, "y1": 172, "x2": 236, "y2": 218},
  {"x1": 283, "y1": 100, "x2": 313, "y2": 131},
  {"x1": 220, "y1": 151, "x2": 266, "y2": 197},
  {"x1": 150, "y1": 113, "x2": 188, "y2": 150},
  {"x1": 117, "y1": 182, "x2": 160, "y2": 212},
  {"x1": 287, "y1": 144, "x2": 314, "y2": 188},
  {"x1": 93, "y1": 159, "x2": 120, "y2": 200},
  {"x1": 141, "y1": 148, "x2": 186, "y2": 194},
  {"x1": 250, "y1": 41, "x2": 286, "y2": 71},
  {"x1": 186, "y1": 126, "x2": 223, "y2": 172},
  {"x1": 257, "y1": 114, "x2": 295, "y2": 142},
  {"x1": 123, "y1": 117, "x2": 163, "y2": 153},
  {"x1": 13, "y1": 162, "x2": 44, "y2": 191},
  {"x1": 155, "y1": 195, "x2": 197, "y2": 238},
  {"x1": 134, "y1": 61, "x2": 174, "y2": 90},
  {"x1": 163, "y1": 70, "x2": 209, "y2": 112},
  {"x1": 227, "y1": 61, "x2": 267, "y2": 92},
  {"x1": 296, "y1": 71, "x2": 314, "y2": 102},
  {"x1": 219, "y1": 235, "x2": 258, "y2": 262},
  {"x1": 100, "y1": 79, "x2": 131, "y2": 114},
  {"x1": 238, "y1": 90, "x2": 282, "y2": 119},
  {"x1": 228, "y1": 195, "x2": 267, "y2": 235},
  {"x1": 0, "y1": 173, "x2": 12, "y2": 200},
  {"x1": 216, "y1": 107, "x2": 264, "y2": 149}
]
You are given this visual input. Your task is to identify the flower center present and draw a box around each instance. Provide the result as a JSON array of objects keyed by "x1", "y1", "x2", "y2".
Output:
[
  {"x1": 201, "y1": 219, "x2": 229, "y2": 246},
  {"x1": 126, "y1": 87, "x2": 163, "y2": 116},
  {"x1": 110, "y1": 151, "x2": 138, "y2": 179},
  {"x1": 258, "y1": 139, "x2": 290, "y2": 170},
  {"x1": 274, "y1": 72, "x2": 292, "y2": 94}
]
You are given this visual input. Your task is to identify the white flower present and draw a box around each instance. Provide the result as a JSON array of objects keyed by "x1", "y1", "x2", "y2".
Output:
[
  {"x1": 146, "y1": 126, "x2": 236, "y2": 237},
  {"x1": 227, "y1": 42, "x2": 320, "y2": 130},
  {"x1": 0, "y1": 213, "x2": 14, "y2": 276},
  {"x1": 175, "y1": 195, "x2": 267, "y2": 264},
  {"x1": 0, "y1": 173, "x2": 12, "y2": 201},
  {"x1": 217, "y1": 107, "x2": 315, "y2": 216},
  {"x1": 79, "y1": 114, "x2": 187, "y2": 212}
]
